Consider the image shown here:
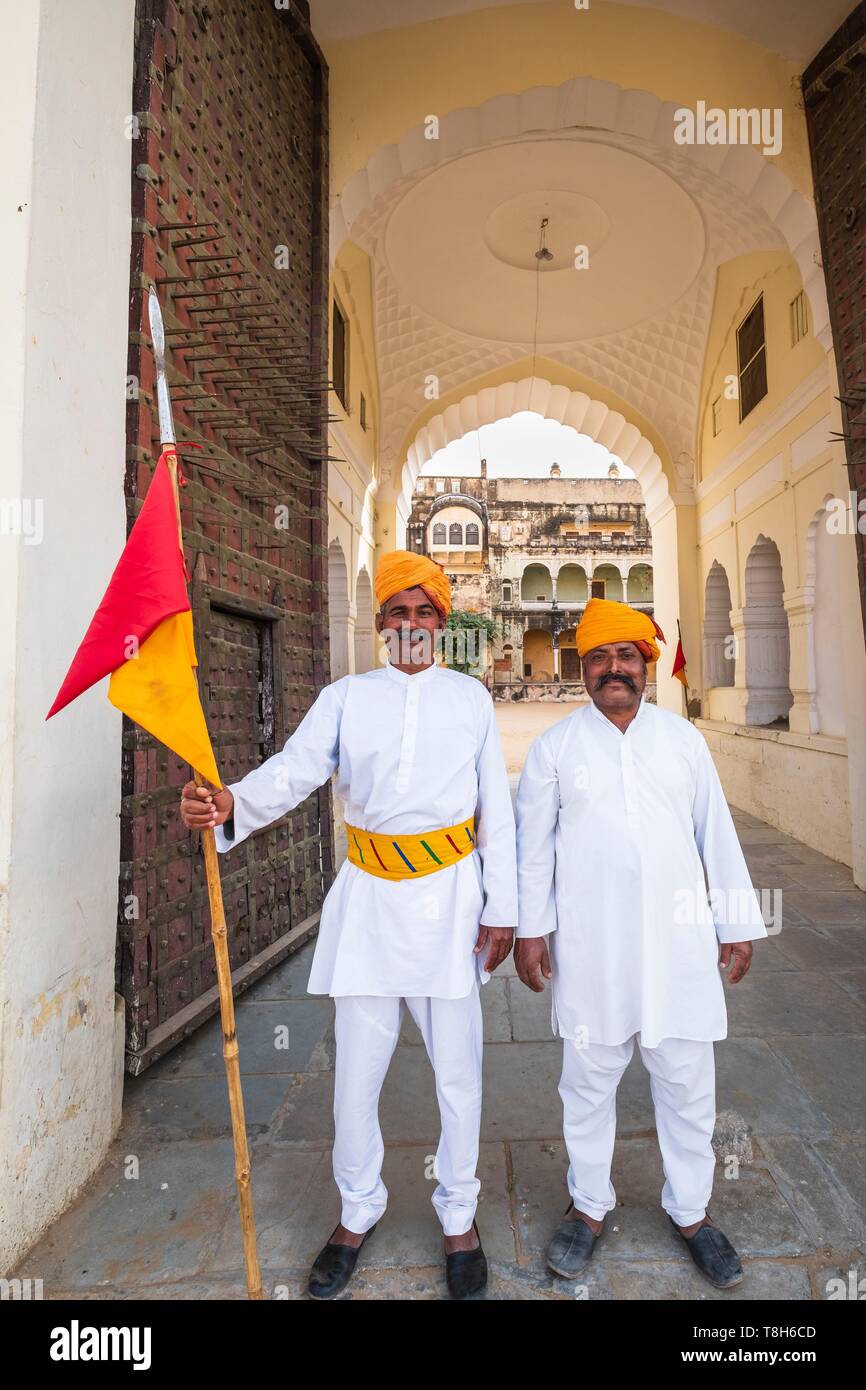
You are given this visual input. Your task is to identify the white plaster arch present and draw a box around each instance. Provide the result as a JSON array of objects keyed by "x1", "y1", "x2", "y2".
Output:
[
  {"x1": 331, "y1": 77, "x2": 829, "y2": 346},
  {"x1": 354, "y1": 565, "x2": 375, "y2": 673},
  {"x1": 401, "y1": 376, "x2": 671, "y2": 526},
  {"x1": 801, "y1": 494, "x2": 845, "y2": 736},
  {"x1": 703, "y1": 558, "x2": 735, "y2": 689},
  {"x1": 743, "y1": 534, "x2": 793, "y2": 726},
  {"x1": 328, "y1": 539, "x2": 351, "y2": 680}
]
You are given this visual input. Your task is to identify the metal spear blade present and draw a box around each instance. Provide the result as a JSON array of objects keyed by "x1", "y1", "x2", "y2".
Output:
[{"x1": 147, "y1": 284, "x2": 176, "y2": 448}]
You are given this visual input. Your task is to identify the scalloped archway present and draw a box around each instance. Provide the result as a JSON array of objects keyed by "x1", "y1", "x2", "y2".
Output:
[
  {"x1": 400, "y1": 375, "x2": 673, "y2": 527},
  {"x1": 332, "y1": 77, "x2": 829, "y2": 346},
  {"x1": 397, "y1": 372, "x2": 700, "y2": 713}
]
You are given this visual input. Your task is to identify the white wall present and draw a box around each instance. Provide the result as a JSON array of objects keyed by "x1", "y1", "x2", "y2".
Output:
[
  {"x1": 0, "y1": 0, "x2": 135, "y2": 1272},
  {"x1": 699, "y1": 722, "x2": 851, "y2": 867},
  {"x1": 813, "y1": 518, "x2": 846, "y2": 738}
]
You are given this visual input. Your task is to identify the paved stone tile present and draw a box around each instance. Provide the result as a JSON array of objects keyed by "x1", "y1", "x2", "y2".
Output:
[
  {"x1": 270, "y1": 1039, "x2": 566, "y2": 1147},
  {"x1": 122, "y1": 1073, "x2": 291, "y2": 1143},
  {"x1": 746, "y1": 869, "x2": 807, "y2": 893},
  {"x1": 737, "y1": 827, "x2": 804, "y2": 847},
  {"x1": 759, "y1": 1135, "x2": 865, "y2": 1249},
  {"x1": 746, "y1": 937, "x2": 797, "y2": 971},
  {"x1": 725, "y1": 970, "x2": 866, "y2": 1037},
  {"x1": 811, "y1": 1137, "x2": 866, "y2": 1233},
  {"x1": 206, "y1": 1146, "x2": 332, "y2": 1273},
  {"x1": 780, "y1": 892, "x2": 866, "y2": 926},
  {"x1": 13, "y1": 1139, "x2": 237, "y2": 1290},
  {"x1": 208, "y1": 1142, "x2": 514, "y2": 1275},
  {"x1": 482, "y1": 1041, "x2": 568, "y2": 1140},
  {"x1": 606, "y1": 1260, "x2": 812, "y2": 1300},
  {"x1": 497, "y1": 948, "x2": 518, "y2": 978},
  {"x1": 158, "y1": 998, "x2": 334, "y2": 1077},
  {"x1": 781, "y1": 861, "x2": 860, "y2": 891},
  {"x1": 42, "y1": 1277, "x2": 251, "y2": 1300},
  {"x1": 774, "y1": 926, "x2": 866, "y2": 972},
  {"x1": 269, "y1": 1070, "x2": 335, "y2": 1146},
  {"x1": 715, "y1": 1041, "x2": 830, "y2": 1137},
  {"x1": 768, "y1": 1038, "x2": 866, "y2": 1133},
  {"x1": 508, "y1": 977, "x2": 556, "y2": 1040},
  {"x1": 812, "y1": 1260, "x2": 866, "y2": 1302},
  {"x1": 509, "y1": 1137, "x2": 811, "y2": 1265},
  {"x1": 832, "y1": 969, "x2": 866, "y2": 1007},
  {"x1": 745, "y1": 839, "x2": 811, "y2": 861},
  {"x1": 247, "y1": 944, "x2": 315, "y2": 1000},
  {"x1": 399, "y1": 975, "x2": 511, "y2": 1045}
]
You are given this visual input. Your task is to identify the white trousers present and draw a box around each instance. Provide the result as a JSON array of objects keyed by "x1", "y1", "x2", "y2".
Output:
[
  {"x1": 332, "y1": 987, "x2": 484, "y2": 1237},
  {"x1": 559, "y1": 1034, "x2": 716, "y2": 1227}
]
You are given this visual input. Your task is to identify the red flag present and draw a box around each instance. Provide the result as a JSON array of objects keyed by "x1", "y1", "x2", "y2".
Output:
[
  {"x1": 46, "y1": 456, "x2": 189, "y2": 718},
  {"x1": 46, "y1": 451, "x2": 221, "y2": 786},
  {"x1": 672, "y1": 636, "x2": 688, "y2": 688}
]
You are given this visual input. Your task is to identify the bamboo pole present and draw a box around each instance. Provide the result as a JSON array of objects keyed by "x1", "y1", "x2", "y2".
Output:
[{"x1": 148, "y1": 287, "x2": 263, "y2": 1301}]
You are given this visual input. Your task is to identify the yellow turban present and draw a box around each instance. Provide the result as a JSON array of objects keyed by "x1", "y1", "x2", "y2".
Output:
[
  {"x1": 576, "y1": 598, "x2": 666, "y2": 663},
  {"x1": 375, "y1": 550, "x2": 452, "y2": 617}
]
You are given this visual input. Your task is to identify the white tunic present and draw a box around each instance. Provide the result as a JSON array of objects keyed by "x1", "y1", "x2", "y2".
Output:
[
  {"x1": 214, "y1": 661, "x2": 518, "y2": 998},
  {"x1": 515, "y1": 698, "x2": 767, "y2": 1049}
]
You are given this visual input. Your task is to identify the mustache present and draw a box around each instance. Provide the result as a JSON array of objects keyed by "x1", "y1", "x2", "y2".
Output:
[{"x1": 596, "y1": 672, "x2": 637, "y2": 691}]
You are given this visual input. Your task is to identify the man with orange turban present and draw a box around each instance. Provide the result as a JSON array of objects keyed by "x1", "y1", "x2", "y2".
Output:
[
  {"x1": 514, "y1": 598, "x2": 766, "y2": 1291},
  {"x1": 179, "y1": 549, "x2": 516, "y2": 1300}
]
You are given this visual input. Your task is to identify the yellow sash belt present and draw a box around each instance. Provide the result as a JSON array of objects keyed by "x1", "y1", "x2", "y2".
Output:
[{"x1": 346, "y1": 815, "x2": 476, "y2": 881}]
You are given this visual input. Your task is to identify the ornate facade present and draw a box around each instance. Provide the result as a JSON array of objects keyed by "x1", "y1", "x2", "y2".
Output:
[{"x1": 408, "y1": 462, "x2": 654, "y2": 697}]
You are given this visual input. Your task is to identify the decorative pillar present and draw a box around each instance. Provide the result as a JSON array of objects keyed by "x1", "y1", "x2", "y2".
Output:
[
  {"x1": 329, "y1": 594, "x2": 353, "y2": 681},
  {"x1": 742, "y1": 603, "x2": 794, "y2": 726},
  {"x1": 784, "y1": 586, "x2": 818, "y2": 734}
]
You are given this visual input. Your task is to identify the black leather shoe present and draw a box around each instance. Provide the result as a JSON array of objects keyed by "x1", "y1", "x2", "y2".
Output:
[
  {"x1": 546, "y1": 1202, "x2": 604, "y2": 1278},
  {"x1": 307, "y1": 1223, "x2": 378, "y2": 1300},
  {"x1": 445, "y1": 1220, "x2": 488, "y2": 1300},
  {"x1": 670, "y1": 1216, "x2": 743, "y2": 1288}
]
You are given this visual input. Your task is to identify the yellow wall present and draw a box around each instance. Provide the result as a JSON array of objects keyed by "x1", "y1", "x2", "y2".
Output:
[
  {"x1": 696, "y1": 251, "x2": 834, "y2": 617},
  {"x1": 329, "y1": 240, "x2": 380, "y2": 475},
  {"x1": 323, "y1": 2, "x2": 811, "y2": 198},
  {"x1": 699, "y1": 252, "x2": 825, "y2": 489}
]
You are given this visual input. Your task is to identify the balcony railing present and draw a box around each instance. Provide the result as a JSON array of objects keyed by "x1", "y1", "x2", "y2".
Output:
[{"x1": 515, "y1": 536, "x2": 651, "y2": 552}]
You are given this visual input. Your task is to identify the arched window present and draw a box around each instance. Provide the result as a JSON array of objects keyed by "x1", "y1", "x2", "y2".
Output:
[
  {"x1": 703, "y1": 561, "x2": 734, "y2": 688},
  {"x1": 449, "y1": 522, "x2": 463, "y2": 545},
  {"x1": 744, "y1": 536, "x2": 792, "y2": 725},
  {"x1": 432, "y1": 522, "x2": 446, "y2": 546},
  {"x1": 465, "y1": 521, "x2": 480, "y2": 545}
]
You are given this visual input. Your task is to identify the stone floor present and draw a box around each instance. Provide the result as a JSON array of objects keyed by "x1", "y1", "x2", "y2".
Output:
[{"x1": 13, "y1": 805, "x2": 866, "y2": 1300}]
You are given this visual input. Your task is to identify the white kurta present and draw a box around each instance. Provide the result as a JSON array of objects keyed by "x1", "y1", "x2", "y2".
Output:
[
  {"x1": 215, "y1": 661, "x2": 518, "y2": 997},
  {"x1": 516, "y1": 698, "x2": 767, "y2": 1049}
]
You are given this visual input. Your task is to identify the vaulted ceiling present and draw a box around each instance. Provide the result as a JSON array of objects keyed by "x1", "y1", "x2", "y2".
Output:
[
  {"x1": 310, "y1": 0, "x2": 850, "y2": 66},
  {"x1": 336, "y1": 81, "x2": 823, "y2": 494}
]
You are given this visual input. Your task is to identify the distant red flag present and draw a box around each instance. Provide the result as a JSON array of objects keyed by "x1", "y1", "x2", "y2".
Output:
[
  {"x1": 46, "y1": 456, "x2": 189, "y2": 718},
  {"x1": 672, "y1": 635, "x2": 688, "y2": 688}
]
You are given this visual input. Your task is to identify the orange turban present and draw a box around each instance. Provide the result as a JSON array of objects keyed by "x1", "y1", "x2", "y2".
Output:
[
  {"x1": 576, "y1": 598, "x2": 666, "y2": 663},
  {"x1": 374, "y1": 550, "x2": 452, "y2": 618}
]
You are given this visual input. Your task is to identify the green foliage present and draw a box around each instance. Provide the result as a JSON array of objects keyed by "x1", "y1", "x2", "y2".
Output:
[{"x1": 443, "y1": 609, "x2": 496, "y2": 677}]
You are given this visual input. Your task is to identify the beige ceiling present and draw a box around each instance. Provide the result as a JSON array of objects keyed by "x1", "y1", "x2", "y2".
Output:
[
  {"x1": 383, "y1": 138, "x2": 706, "y2": 343},
  {"x1": 309, "y1": 0, "x2": 850, "y2": 65},
  {"x1": 347, "y1": 122, "x2": 789, "y2": 488}
]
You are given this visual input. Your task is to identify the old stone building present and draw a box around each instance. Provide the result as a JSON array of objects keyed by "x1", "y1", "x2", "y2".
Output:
[
  {"x1": 4, "y1": 0, "x2": 866, "y2": 1285},
  {"x1": 408, "y1": 460, "x2": 654, "y2": 696}
]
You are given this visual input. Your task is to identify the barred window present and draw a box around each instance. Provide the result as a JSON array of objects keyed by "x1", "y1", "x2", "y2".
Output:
[{"x1": 736, "y1": 295, "x2": 767, "y2": 422}]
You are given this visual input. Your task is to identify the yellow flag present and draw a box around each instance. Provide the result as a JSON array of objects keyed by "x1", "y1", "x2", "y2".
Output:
[{"x1": 109, "y1": 610, "x2": 221, "y2": 787}]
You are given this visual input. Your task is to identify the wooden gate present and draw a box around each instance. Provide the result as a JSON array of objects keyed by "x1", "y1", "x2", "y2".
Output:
[
  {"x1": 803, "y1": 3, "x2": 866, "y2": 639},
  {"x1": 120, "y1": 0, "x2": 332, "y2": 1072}
]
